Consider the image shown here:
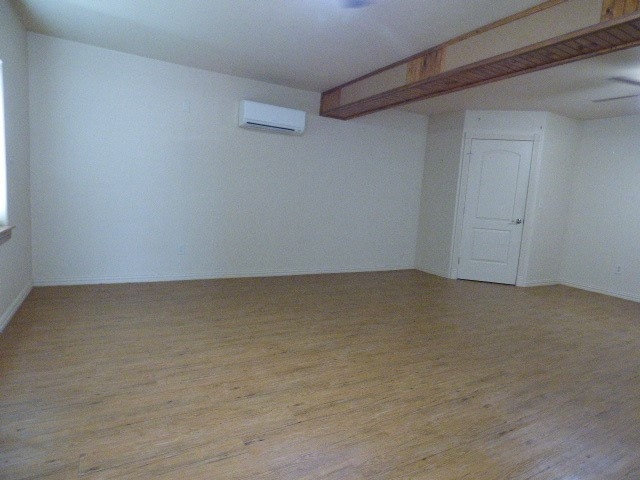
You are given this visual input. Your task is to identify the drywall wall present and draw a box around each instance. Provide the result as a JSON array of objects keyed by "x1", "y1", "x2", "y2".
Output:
[
  {"x1": 463, "y1": 110, "x2": 546, "y2": 135},
  {"x1": 415, "y1": 111, "x2": 464, "y2": 277},
  {"x1": 28, "y1": 34, "x2": 427, "y2": 285},
  {"x1": 523, "y1": 113, "x2": 578, "y2": 286},
  {"x1": 561, "y1": 114, "x2": 640, "y2": 302},
  {"x1": 0, "y1": 1, "x2": 32, "y2": 331},
  {"x1": 416, "y1": 110, "x2": 571, "y2": 286},
  {"x1": 416, "y1": 109, "x2": 639, "y2": 300}
]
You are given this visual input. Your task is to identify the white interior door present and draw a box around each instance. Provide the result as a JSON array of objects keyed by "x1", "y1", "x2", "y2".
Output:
[{"x1": 458, "y1": 139, "x2": 533, "y2": 285}]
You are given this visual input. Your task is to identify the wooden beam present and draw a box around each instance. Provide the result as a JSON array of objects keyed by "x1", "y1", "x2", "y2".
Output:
[
  {"x1": 602, "y1": 0, "x2": 640, "y2": 20},
  {"x1": 321, "y1": 1, "x2": 640, "y2": 119},
  {"x1": 320, "y1": 89, "x2": 342, "y2": 114},
  {"x1": 321, "y1": 0, "x2": 569, "y2": 109},
  {"x1": 440, "y1": 0, "x2": 569, "y2": 48},
  {"x1": 406, "y1": 48, "x2": 445, "y2": 83}
]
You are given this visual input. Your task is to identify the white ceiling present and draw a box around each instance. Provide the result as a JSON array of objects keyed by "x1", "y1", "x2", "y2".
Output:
[{"x1": 14, "y1": 0, "x2": 640, "y2": 119}]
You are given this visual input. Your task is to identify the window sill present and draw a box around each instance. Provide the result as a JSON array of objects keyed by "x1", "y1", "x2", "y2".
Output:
[{"x1": 0, "y1": 225, "x2": 14, "y2": 246}]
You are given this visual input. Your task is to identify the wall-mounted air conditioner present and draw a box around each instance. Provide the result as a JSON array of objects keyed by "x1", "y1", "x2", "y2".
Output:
[{"x1": 239, "y1": 100, "x2": 306, "y2": 135}]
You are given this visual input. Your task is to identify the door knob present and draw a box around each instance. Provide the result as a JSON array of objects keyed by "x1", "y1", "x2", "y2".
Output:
[{"x1": 510, "y1": 219, "x2": 523, "y2": 225}]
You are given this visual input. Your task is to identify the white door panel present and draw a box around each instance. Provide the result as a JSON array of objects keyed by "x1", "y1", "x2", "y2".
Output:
[
  {"x1": 458, "y1": 139, "x2": 533, "y2": 285},
  {"x1": 475, "y1": 152, "x2": 521, "y2": 220},
  {"x1": 470, "y1": 228, "x2": 512, "y2": 263}
]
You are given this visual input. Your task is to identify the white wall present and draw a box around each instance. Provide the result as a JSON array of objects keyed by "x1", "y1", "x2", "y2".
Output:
[
  {"x1": 416, "y1": 109, "x2": 640, "y2": 303},
  {"x1": 416, "y1": 110, "x2": 578, "y2": 287},
  {"x1": 561, "y1": 114, "x2": 640, "y2": 302},
  {"x1": 28, "y1": 34, "x2": 427, "y2": 285},
  {"x1": 523, "y1": 112, "x2": 578, "y2": 286},
  {"x1": 416, "y1": 110, "x2": 549, "y2": 281},
  {"x1": 415, "y1": 111, "x2": 464, "y2": 276},
  {"x1": 463, "y1": 110, "x2": 546, "y2": 135},
  {"x1": 0, "y1": 1, "x2": 32, "y2": 331},
  {"x1": 19, "y1": 30, "x2": 640, "y2": 303}
]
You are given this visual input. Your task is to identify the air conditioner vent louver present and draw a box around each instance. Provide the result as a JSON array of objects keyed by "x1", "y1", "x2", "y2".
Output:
[
  {"x1": 245, "y1": 122, "x2": 296, "y2": 132},
  {"x1": 239, "y1": 101, "x2": 306, "y2": 135}
]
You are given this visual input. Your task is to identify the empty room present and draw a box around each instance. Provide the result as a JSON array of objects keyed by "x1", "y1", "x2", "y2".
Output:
[{"x1": 1, "y1": 0, "x2": 640, "y2": 478}]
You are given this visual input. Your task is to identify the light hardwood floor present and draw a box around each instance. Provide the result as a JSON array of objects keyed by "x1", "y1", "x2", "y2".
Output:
[{"x1": 1, "y1": 270, "x2": 639, "y2": 479}]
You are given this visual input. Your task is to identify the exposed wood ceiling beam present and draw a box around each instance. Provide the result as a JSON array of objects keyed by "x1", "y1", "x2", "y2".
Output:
[{"x1": 320, "y1": 0, "x2": 640, "y2": 119}]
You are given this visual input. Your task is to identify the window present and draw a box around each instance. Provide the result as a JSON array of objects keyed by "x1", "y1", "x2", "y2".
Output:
[{"x1": 0, "y1": 60, "x2": 7, "y2": 226}]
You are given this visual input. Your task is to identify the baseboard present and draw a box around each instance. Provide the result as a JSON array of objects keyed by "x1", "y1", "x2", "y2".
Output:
[
  {"x1": 26, "y1": 272, "x2": 640, "y2": 304},
  {"x1": 414, "y1": 266, "x2": 451, "y2": 279},
  {"x1": 560, "y1": 280, "x2": 640, "y2": 304},
  {"x1": 33, "y1": 265, "x2": 413, "y2": 287},
  {"x1": 0, "y1": 283, "x2": 33, "y2": 332},
  {"x1": 517, "y1": 279, "x2": 559, "y2": 287}
]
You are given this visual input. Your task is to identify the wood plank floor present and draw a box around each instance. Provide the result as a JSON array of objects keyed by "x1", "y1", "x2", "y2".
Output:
[{"x1": 1, "y1": 270, "x2": 639, "y2": 479}]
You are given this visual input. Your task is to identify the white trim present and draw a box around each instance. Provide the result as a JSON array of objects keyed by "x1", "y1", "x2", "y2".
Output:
[
  {"x1": 517, "y1": 279, "x2": 559, "y2": 287},
  {"x1": 515, "y1": 133, "x2": 543, "y2": 286},
  {"x1": 32, "y1": 264, "x2": 414, "y2": 287},
  {"x1": 416, "y1": 265, "x2": 450, "y2": 279},
  {"x1": 460, "y1": 131, "x2": 537, "y2": 142},
  {"x1": 0, "y1": 225, "x2": 13, "y2": 246},
  {"x1": 447, "y1": 132, "x2": 469, "y2": 279},
  {"x1": 0, "y1": 283, "x2": 32, "y2": 332},
  {"x1": 561, "y1": 281, "x2": 640, "y2": 304}
]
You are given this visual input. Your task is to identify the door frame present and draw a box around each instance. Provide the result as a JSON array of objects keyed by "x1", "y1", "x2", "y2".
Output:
[{"x1": 449, "y1": 131, "x2": 543, "y2": 286}]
